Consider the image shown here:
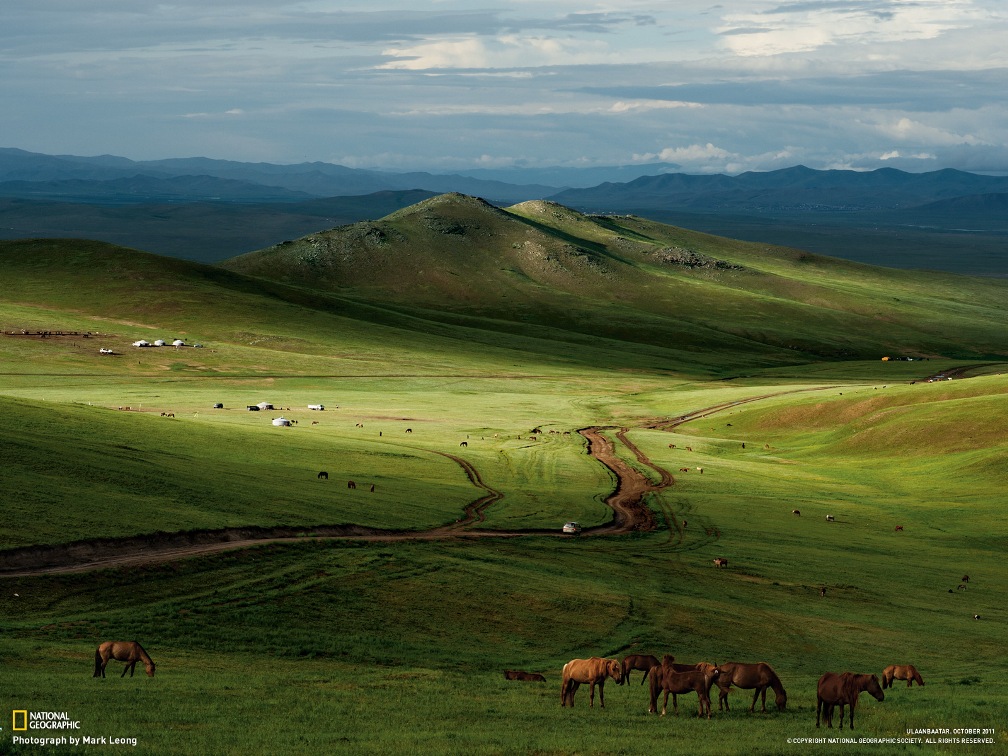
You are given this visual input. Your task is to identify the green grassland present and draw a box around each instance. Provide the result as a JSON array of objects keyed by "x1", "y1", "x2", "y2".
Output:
[{"x1": 2, "y1": 198, "x2": 1008, "y2": 754}]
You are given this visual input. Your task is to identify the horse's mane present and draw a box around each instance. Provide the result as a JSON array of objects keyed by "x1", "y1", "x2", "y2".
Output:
[{"x1": 765, "y1": 664, "x2": 785, "y2": 693}]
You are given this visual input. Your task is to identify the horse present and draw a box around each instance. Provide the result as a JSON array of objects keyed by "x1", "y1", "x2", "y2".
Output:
[
  {"x1": 792, "y1": 509, "x2": 801, "y2": 516},
  {"x1": 347, "y1": 480, "x2": 356, "y2": 489},
  {"x1": 882, "y1": 664, "x2": 924, "y2": 688},
  {"x1": 713, "y1": 558, "x2": 728, "y2": 568},
  {"x1": 961, "y1": 575, "x2": 970, "y2": 583},
  {"x1": 317, "y1": 471, "x2": 328, "y2": 480},
  {"x1": 894, "y1": 525, "x2": 904, "y2": 532},
  {"x1": 714, "y1": 661, "x2": 787, "y2": 712},
  {"x1": 560, "y1": 657, "x2": 623, "y2": 708},
  {"x1": 816, "y1": 672, "x2": 884, "y2": 730},
  {"x1": 504, "y1": 669, "x2": 546, "y2": 682},
  {"x1": 648, "y1": 656, "x2": 718, "y2": 718},
  {"x1": 94, "y1": 641, "x2": 155, "y2": 678},
  {"x1": 621, "y1": 654, "x2": 660, "y2": 685},
  {"x1": 826, "y1": 515, "x2": 835, "y2": 522}
]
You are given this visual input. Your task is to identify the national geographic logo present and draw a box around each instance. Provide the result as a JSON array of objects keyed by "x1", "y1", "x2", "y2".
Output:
[{"x1": 11, "y1": 710, "x2": 82, "y2": 730}]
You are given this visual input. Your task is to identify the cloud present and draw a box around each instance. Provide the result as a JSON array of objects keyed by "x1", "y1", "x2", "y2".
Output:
[{"x1": 717, "y1": 0, "x2": 986, "y2": 57}]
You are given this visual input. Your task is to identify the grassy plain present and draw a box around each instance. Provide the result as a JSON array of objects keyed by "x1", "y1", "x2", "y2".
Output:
[{"x1": 1, "y1": 215, "x2": 1007, "y2": 754}]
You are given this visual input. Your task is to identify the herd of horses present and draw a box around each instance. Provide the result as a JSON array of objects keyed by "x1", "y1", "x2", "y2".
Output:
[
  {"x1": 543, "y1": 654, "x2": 924, "y2": 728},
  {"x1": 93, "y1": 637, "x2": 919, "y2": 731}
]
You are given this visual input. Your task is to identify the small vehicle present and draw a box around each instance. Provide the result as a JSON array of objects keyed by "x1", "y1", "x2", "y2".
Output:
[{"x1": 562, "y1": 521, "x2": 581, "y2": 534}]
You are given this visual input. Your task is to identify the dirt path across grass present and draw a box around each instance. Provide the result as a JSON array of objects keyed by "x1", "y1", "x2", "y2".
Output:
[
  {"x1": 0, "y1": 420, "x2": 677, "y2": 576},
  {"x1": 0, "y1": 384, "x2": 896, "y2": 577}
]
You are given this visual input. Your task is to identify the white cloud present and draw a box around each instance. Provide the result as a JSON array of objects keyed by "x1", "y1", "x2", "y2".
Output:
[
  {"x1": 718, "y1": 0, "x2": 987, "y2": 58},
  {"x1": 878, "y1": 116, "x2": 985, "y2": 146}
]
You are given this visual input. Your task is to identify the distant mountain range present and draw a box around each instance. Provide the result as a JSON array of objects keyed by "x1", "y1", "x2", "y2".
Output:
[{"x1": 1, "y1": 148, "x2": 1005, "y2": 274}]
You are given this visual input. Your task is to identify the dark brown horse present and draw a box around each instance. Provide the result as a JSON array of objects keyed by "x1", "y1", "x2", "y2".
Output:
[
  {"x1": 816, "y1": 672, "x2": 884, "y2": 730},
  {"x1": 94, "y1": 641, "x2": 155, "y2": 678},
  {"x1": 648, "y1": 656, "x2": 719, "y2": 718},
  {"x1": 715, "y1": 661, "x2": 787, "y2": 712},
  {"x1": 561, "y1": 657, "x2": 623, "y2": 708},
  {"x1": 882, "y1": 664, "x2": 924, "y2": 688},
  {"x1": 504, "y1": 669, "x2": 546, "y2": 682},
  {"x1": 621, "y1": 654, "x2": 660, "y2": 685}
]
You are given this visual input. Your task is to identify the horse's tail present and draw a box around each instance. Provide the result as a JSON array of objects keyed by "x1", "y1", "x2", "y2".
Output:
[{"x1": 93, "y1": 647, "x2": 102, "y2": 677}]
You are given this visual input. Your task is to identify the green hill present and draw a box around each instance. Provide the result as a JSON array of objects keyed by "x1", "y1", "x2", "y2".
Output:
[{"x1": 221, "y1": 193, "x2": 1008, "y2": 367}]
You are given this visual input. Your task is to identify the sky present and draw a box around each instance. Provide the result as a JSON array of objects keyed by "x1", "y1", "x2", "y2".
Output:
[{"x1": 4, "y1": 0, "x2": 1008, "y2": 175}]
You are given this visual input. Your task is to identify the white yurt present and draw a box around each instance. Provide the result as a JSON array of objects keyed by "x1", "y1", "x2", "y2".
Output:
[
  {"x1": 172, "y1": 339, "x2": 186, "y2": 347},
  {"x1": 132, "y1": 340, "x2": 150, "y2": 347},
  {"x1": 153, "y1": 339, "x2": 166, "y2": 347},
  {"x1": 272, "y1": 417, "x2": 292, "y2": 427},
  {"x1": 257, "y1": 402, "x2": 274, "y2": 410},
  {"x1": 308, "y1": 404, "x2": 325, "y2": 411}
]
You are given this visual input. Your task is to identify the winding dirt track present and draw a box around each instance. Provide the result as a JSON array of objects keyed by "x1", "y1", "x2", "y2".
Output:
[
  {"x1": 1, "y1": 379, "x2": 954, "y2": 578},
  {"x1": 0, "y1": 419, "x2": 682, "y2": 577}
]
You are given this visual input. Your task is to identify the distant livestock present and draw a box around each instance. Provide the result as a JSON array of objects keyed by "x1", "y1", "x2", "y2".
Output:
[
  {"x1": 504, "y1": 670, "x2": 546, "y2": 682},
  {"x1": 826, "y1": 515, "x2": 835, "y2": 522},
  {"x1": 460, "y1": 441, "x2": 468, "y2": 447},
  {"x1": 347, "y1": 480, "x2": 356, "y2": 489},
  {"x1": 713, "y1": 558, "x2": 728, "y2": 568},
  {"x1": 317, "y1": 471, "x2": 328, "y2": 480},
  {"x1": 882, "y1": 664, "x2": 924, "y2": 689},
  {"x1": 792, "y1": 510, "x2": 801, "y2": 516},
  {"x1": 894, "y1": 525, "x2": 904, "y2": 532}
]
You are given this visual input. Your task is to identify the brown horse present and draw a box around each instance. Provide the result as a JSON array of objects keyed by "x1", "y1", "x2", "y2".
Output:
[
  {"x1": 93, "y1": 641, "x2": 155, "y2": 678},
  {"x1": 816, "y1": 672, "x2": 884, "y2": 730},
  {"x1": 648, "y1": 656, "x2": 719, "y2": 718},
  {"x1": 560, "y1": 657, "x2": 623, "y2": 708},
  {"x1": 714, "y1": 661, "x2": 787, "y2": 712},
  {"x1": 882, "y1": 664, "x2": 924, "y2": 688},
  {"x1": 621, "y1": 654, "x2": 660, "y2": 685},
  {"x1": 504, "y1": 669, "x2": 546, "y2": 682}
]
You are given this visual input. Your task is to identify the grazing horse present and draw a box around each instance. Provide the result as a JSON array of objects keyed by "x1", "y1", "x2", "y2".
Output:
[
  {"x1": 894, "y1": 525, "x2": 904, "y2": 532},
  {"x1": 317, "y1": 471, "x2": 328, "y2": 480},
  {"x1": 816, "y1": 672, "x2": 884, "y2": 730},
  {"x1": 713, "y1": 558, "x2": 728, "y2": 568},
  {"x1": 961, "y1": 574, "x2": 969, "y2": 583},
  {"x1": 347, "y1": 480, "x2": 356, "y2": 489},
  {"x1": 621, "y1": 654, "x2": 661, "y2": 685},
  {"x1": 560, "y1": 657, "x2": 623, "y2": 708},
  {"x1": 460, "y1": 441, "x2": 467, "y2": 447},
  {"x1": 94, "y1": 641, "x2": 155, "y2": 678},
  {"x1": 792, "y1": 509, "x2": 801, "y2": 516},
  {"x1": 648, "y1": 656, "x2": 718, "y2": 718},
  {"x1": 714, "y1": 662, "x2": 787, "y2": 712},
  {"x1": 504, "y1": 669, "x2": 546, "y2": 682},
  {"x1": 882, "y1": 664, "x2": 924, "y2": 688},
  {"x1": 826, "y1": 515, "x2": 835, "y2": 522}
]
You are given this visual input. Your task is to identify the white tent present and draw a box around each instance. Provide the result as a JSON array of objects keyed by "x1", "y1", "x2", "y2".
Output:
[
  {"x1": 257, "y1": 402, "x2": 274, "y2": 410},
  {"x1": 132, "y1": 340, "x2": 150, "y2": 347},
  {"x1": 272, "y1": 417, "x2": 292, "y2": 427},
  {"x1": 172, "y1": 339, "x2": 185, "y2": 347},
  {"x1": 153, "y1": 339, "x2": 166, "y2": 346},
  {"x1": 308, "y1": 404, "x2": 325, "y2": 411}
]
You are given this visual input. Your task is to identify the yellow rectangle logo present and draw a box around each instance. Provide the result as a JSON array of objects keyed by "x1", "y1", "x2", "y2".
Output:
[{"x1": 12, "y1": 710, "x2": 28, "y2": 731}]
